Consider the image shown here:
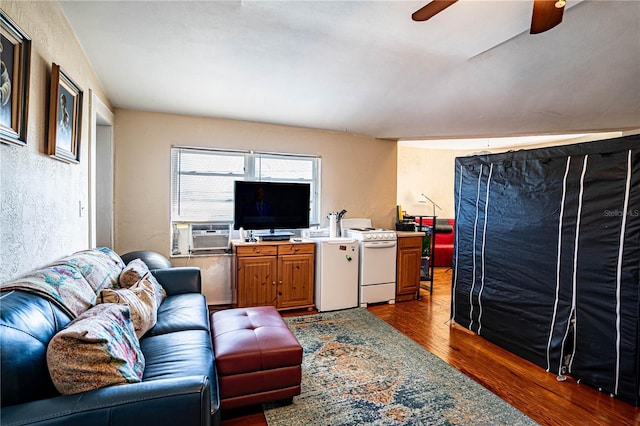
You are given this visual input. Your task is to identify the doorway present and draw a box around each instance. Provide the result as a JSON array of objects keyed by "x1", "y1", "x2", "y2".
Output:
[{"x1": 89, "y1": 91, "x2": 114, "y2": 248}]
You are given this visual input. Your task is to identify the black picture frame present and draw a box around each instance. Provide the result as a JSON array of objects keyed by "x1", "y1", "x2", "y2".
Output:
[
  {"x1": 0, "y1": 10, "x2": 31, "y2": 147},
  {"x1": 47, "y1": 63, "x2": 83, "y2": 163}
]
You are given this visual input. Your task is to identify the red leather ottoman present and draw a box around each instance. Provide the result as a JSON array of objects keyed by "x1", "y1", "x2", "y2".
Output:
[{"x1": 210, "y1": 306, "x2": 302, "y2": 410}]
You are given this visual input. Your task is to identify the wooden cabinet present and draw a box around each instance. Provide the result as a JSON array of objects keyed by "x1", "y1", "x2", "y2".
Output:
[
  {"x1": 233, "y1": 241, "x2": 315, "y2": 311},
  {"x1": 236, "y1": 252, "x2": 277, "y2": 307},
  {"x1": 396, "y1": 235, "x2": 422, "y2": 301}
]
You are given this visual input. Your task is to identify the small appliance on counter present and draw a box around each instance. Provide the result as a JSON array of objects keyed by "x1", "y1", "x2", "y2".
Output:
[
  {"x1": 327, "y1": 209, "x2": 347, "y2": 237},
  {"x1": 395, "y1": 220, "x2": 416, "y2": 231},
  {"x1": 302, "y1": 227, "x2": 330, "y2": 238},
  {"x1": 395, "y1": 206, "x2": 416, "y2": 231}
]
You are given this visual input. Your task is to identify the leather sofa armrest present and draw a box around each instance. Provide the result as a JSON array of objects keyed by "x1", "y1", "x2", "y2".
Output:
[
  {"x1": 1, "y1": 376, "x2": 213, "y2": 426},
  {"x1": 151, "y1": 267, "x2": 202, "y2": 295}
]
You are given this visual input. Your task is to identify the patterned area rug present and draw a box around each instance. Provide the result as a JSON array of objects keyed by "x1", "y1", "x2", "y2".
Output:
[{"x1": 264, "y1": 308, "x2": 537, "y2": 425}]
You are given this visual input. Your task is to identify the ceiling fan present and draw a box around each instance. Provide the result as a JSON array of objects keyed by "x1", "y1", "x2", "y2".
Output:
[{"x1": 412, "y1": 0, "x2": 566, "y2": 34}]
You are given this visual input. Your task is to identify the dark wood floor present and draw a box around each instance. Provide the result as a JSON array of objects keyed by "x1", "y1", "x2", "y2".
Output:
[{"x1": 221, "y1": 268, "x2": 639, "y2": 425}]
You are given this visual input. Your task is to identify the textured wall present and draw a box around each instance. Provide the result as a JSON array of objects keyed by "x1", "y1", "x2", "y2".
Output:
[
  {"x1": 0, "y1": 1, "x2": 110, "y2": 280},
  {"x1": 113, "y1": 109, "x2": 398, "y2": 303}
]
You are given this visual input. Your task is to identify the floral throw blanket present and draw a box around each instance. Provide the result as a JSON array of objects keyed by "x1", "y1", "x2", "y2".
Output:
[{"x1": 0, "y1": 247, "x2": 125, "y2": 319}]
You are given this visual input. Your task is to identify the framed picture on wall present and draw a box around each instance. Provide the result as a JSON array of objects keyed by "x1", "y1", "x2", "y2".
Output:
[
  {"x1": 0, "y1": 10, "x2": 31, "y2": 147},
  {"x1": 47, "y1": 63, "x2": 83, "y2": 163}
]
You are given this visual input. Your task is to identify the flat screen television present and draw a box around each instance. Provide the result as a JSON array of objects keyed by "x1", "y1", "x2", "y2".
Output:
[{"x1": 233, "y1": 181, "x2": 311, "y2": 235}]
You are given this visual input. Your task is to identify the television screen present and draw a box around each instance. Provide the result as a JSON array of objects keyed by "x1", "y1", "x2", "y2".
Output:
[{"x1": 233, "y1": 181, "x2": 311, "y2": 231}]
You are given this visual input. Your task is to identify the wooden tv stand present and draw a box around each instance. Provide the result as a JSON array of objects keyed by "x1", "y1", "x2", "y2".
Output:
[{"x1": 231, "y1": 239, "x2": 315, "y2": 311}]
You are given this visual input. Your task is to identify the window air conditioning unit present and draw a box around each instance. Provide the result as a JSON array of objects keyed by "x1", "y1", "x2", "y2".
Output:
[{"x1": 189, "y1": 223, "x2": 231, "y2": 252}]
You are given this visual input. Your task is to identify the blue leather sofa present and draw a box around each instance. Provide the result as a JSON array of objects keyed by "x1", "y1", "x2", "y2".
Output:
[{"x1": 0, "y1": 250, "x2": 220, "y2": 426}]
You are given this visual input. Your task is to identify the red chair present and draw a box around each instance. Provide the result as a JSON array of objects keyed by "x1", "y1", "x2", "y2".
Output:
[{"x1": 416, "y1": 217, "x2": 455, "y2": 267}]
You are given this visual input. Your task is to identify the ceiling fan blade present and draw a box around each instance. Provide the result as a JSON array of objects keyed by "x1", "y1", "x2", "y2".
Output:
[
  {"x1": 412, "y1": 0, "x2": 459, "y2": 22},
  {"x1": 530, "y1": 0, "x2": 565, "y2": 34}
]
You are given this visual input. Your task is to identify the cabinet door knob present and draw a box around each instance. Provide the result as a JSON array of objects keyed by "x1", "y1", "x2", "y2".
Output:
[{"x1": 255, "y1": 249, "x2": 260, "y2": 253}]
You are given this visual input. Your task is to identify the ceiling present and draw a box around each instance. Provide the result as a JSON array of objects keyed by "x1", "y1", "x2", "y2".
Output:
[{"x1": 60, "y1": 0, "x2": 640, "y2": 143}]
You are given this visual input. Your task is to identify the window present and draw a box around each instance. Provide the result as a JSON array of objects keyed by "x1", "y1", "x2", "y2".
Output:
[
  {"x1": 170, "y1": 147, "x2": 321, "y2": 252},
  {"x1": 171, "y1": 148, "x2": 245, "y2": 222}
]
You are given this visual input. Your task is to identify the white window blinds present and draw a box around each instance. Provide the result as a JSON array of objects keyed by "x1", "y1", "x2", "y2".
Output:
[{"x1": 170, "y1": 147, "x2": 321, "y2": 226}]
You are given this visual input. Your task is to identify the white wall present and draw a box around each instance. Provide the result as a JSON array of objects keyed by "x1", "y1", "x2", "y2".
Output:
[
  {"x1": 0, "y1": 1, "x2": 111, "y2": 280},
  {"x1": 113, "y1": 109, "x2": 397, "y2": 304},
  {"x1": 397, "y1": 147, "x2": 468, "y2": 219}
]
